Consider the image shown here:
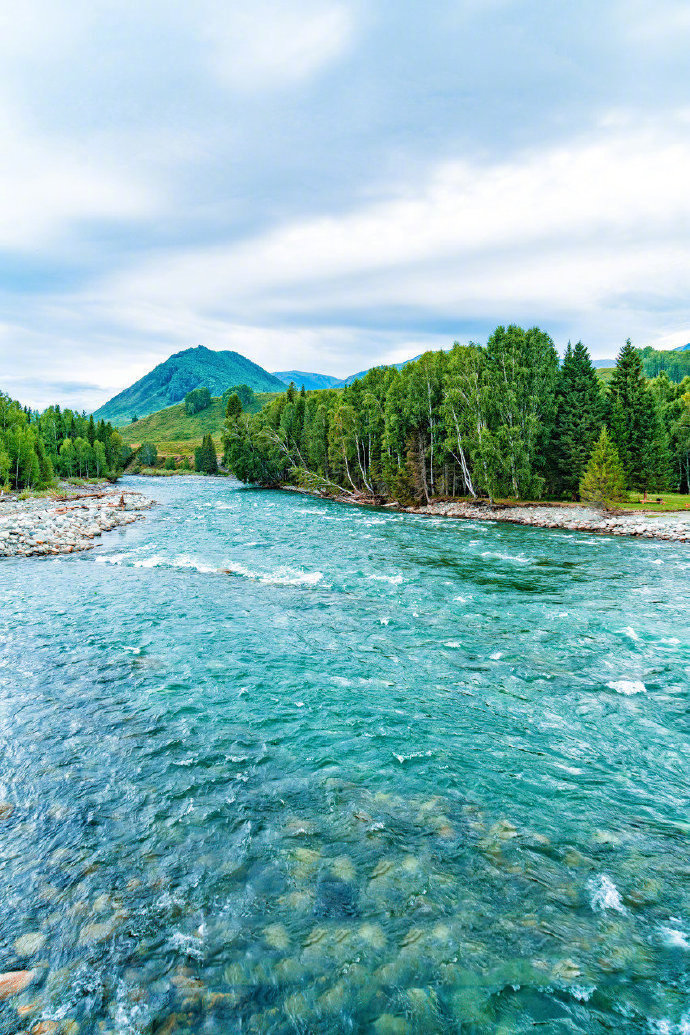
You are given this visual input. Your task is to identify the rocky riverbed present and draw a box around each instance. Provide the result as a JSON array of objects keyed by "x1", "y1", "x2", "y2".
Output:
[
  {"x1": 410, "y1": 499, "x2": 690, "y2": 541},
  {"x1": 0, "y1": 486, "x2": 153, "y2": 558}
]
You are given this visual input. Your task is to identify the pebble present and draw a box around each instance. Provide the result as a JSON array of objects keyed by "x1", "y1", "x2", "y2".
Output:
[
  {"x1": 0, "y1": 487, "x2": 153, "y2": 558},
  {"x1": 410, "y1": 501, "x2": 690, "y2": 542}
]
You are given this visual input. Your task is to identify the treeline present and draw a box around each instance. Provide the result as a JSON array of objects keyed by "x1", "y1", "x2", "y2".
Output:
[
  {"x1": 0, "y1": 393, "x2": 127, "y2": 491},
  {"x1": 222, "y1": 328, "x2": 690, "y2": 502}
]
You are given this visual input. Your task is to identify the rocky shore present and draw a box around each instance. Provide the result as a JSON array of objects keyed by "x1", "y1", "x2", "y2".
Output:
[
  {"x1": 408, "y1": 499, "x2": 690, "y2": 542},
  {"x1": 0, "y1": 486, "x2": 153, "y2": 558}
]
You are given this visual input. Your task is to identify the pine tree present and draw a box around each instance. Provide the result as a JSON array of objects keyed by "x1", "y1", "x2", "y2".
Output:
[
  {"x1": 549, "y1": 341, "x2": 603, "y2": 497},
  {"x1": 579, "y1": 428, "x2": 626, "y2": 508},
  {"x1": 607, "y1": 340, "x2": 671, "y2": 490}
]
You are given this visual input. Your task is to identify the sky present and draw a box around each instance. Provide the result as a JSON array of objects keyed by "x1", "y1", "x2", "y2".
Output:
[{"x1": 2, "y1": 0, "x2": 690, "y2": 411}]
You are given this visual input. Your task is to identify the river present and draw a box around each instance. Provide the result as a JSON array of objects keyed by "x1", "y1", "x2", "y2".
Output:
[{"x1": 2, "y1": 475, "x2": 690, "y2": 1033}]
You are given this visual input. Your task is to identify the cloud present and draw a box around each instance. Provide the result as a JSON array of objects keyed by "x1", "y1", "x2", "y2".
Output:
[
  {"x1": 201, "y1": 1, "x2": 355, "y2": 90},
  {"x1": 93, "y1": 119, "x2": 690, "y2": 331},
  {"x1": 0, "y1": 104, "x2": 158, "y2": 252}
]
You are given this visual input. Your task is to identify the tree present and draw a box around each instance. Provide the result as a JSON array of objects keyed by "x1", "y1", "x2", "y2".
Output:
[
  {"x1": 139, "y1": 442, "x2": 158, "y2": 467},
  {"x1": 607, "y1": 340, "x2": 671, "y2": 491},
  {"x1": 93, "y1": 440, "x2": 107, "y2": 477},
  {"x1": 195, "y1": 434, "x2": 218, "y2": 474},
  {"x1": 225, "y1": 393, "x2": 243, "y2": 421},
  {"x1": 184, "y1": 387, "x2": 212, "y2": 415},
  {"x1": 548, "y1": 341, "x2": 603, "y2": 497},
  {"x1": 579, "y1": 428, "x2": 626, "y2": 508},
  {"x1": 484, "y1": 325, "x2": 559, "y2": 499}
]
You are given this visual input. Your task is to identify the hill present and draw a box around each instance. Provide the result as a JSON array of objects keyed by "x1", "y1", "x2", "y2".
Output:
[
  {"x1": 94, "y1": 346, "x2": 285, "y2": 425},
  {"x1": 272, "y1": 371, "x2": 342, "y2": 391},
  {"x1": 120, "y1": 390, "x2": 281, "y2": 456}
]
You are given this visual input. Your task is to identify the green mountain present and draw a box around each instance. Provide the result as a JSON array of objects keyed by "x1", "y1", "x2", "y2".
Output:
[{"x1": 94, "y1": 346, "x2": 286, "y2": 425}]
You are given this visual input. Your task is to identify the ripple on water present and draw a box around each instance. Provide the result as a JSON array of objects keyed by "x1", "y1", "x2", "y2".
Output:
[{"x1": 2, "y1": 475, "x2": 690, "y2": 1033}]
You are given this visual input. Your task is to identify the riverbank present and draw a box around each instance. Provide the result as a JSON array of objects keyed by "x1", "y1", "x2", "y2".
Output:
[
  {"x1": 283, "y1": 486, "x2": 690, "y2": 541},
  {"x1": 409, "y1": 499, "x2": 690, "y2": 541},
  {"x1": 0, "y1": 487, "x2": 154, "y2": 558}
]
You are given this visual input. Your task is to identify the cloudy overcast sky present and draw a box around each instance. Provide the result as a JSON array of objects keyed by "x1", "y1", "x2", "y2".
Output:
[{"x1": 2, "y1": 0, "x2": 690, "y2": 409}]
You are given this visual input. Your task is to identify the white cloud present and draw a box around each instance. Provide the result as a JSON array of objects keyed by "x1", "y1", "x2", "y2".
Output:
[
  {"x1": 0, "y1": 104, "x2": 158, "y2": 251},
  {"x1": 201, "y1": 0, "x2": 354, "y2": 90},
  {"x1": 94, "y1": 119, "x2": 690, "y2": 327}
]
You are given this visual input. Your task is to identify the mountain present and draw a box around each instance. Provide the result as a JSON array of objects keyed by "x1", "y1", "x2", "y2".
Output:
[
  {"x1": 673, "y1": 343, "x2": 690, "y2": 352},
  {"x1": 273, "y1": 355, "x2": 424, "y2": 392},
  {"x1": 592, "y1": 358, "x2": 616, "y2": 368},
  {"x1": 272, "y1": 371, "x2": 343, "y2": 391},
  {"x1": 94, "y1": 346, "x2": 285, "y2": 425}
]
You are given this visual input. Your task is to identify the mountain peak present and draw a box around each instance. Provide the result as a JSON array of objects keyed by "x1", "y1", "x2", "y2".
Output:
[{"x1": 94, "y1": 346, "x2": 285, "y2": 425}]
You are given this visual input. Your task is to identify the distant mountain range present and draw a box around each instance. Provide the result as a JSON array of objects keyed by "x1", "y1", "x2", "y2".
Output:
[
  {"x1": 272, "y1": 356, "x2": 423, "y2": 392},
  {"x1": 94, "y1": 346, "x2": 285, "y2": 425}
]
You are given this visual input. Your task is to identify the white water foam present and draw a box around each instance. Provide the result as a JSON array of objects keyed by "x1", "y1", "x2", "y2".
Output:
[
  {"x1": 368, "y1": 573, "x2": 404, "y2": 585},
  {"x1": 660, "y1": 926, "x2": 690, "y2": 949},
  {"x1": 223, "y1": 562, "x2": 324, "y2": 587},
  {"x1": 608, "y1": 679, "x2": 647, "y2": 695},
  {"x1": 588, "y1": 873, "x2": 626, "y2": 913}
]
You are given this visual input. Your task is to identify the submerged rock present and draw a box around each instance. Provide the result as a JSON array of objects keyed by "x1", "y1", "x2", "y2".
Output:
[
  {"x1": 314, "y1": 877, "x2": 358, "y2": 918},
  {"x1": 0, "y1": 970, "x2": 36, "y2": 1000},
  {"x1": 14, "y1": 933, "x2": 47, "y2": 957}
]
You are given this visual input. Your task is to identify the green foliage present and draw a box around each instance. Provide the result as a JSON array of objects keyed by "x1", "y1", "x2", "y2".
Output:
[
  {"x1": 607, "y1": 340, "x2": 671, "y2": 491},
  {"x1": 138, "y1": 442, "x2": 158, "y2": 467},
  {"x1": 548, "y1": 341, "x2": 603, "y2": 497},
  {"x1": 194, "y1": 434, "x2": 218, "y2": 474},
  {"x1": 221, "y1": 329, "x2": 676, "y2": 503},
  {"x1": 164, "y1": 456, "x2": 177, "y2": 470},
  {"x1": 225, "y1": 392, "x2": 243, "y2": 421},
  {"x1": 579, "y1": 429, "x2": 627, "y2": 508},
  {"x1": 0, "y1": 392, "x2": 124, "y2": 491},
  {"x1": 184, "y1": 387, "x2": 212, "y2": 415},
  {"x1": 223, "y1": 384, "x2": 256, "y2": 411},
  {"x1": 639, "y1": 345, "x2": 690, "y2": 384},
  {"x1": 93, "y1": 345, "x2": 286, "y2": 425}
]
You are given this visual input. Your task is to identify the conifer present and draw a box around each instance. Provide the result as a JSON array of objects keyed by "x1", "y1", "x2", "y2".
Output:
[{"x1": 579, "y1": 428, "x2": 626, "y2": 508}]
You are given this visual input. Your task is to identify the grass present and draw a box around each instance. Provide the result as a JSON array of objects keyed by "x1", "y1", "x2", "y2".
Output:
[
  {"x1": 622, "y1": 492, "x2": 690, "y2": 513},
  {"x1": 121, "y1": 392, "x2": 281, "y2": 453}
]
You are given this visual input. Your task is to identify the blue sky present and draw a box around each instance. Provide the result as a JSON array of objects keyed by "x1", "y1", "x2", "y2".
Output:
[{"x1": 2, "y1": 0, "x2": 690, "y2": 409}]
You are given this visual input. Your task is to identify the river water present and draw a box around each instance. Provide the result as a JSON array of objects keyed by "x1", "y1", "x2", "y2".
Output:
[{"x1": 2, "y1": 475, "x2": 690, "y2": 1034}]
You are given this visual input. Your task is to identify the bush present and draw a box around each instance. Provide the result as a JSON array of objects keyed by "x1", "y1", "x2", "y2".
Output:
[{"x1": 164, "y1": 456, "x2": 177, "y2": 470}]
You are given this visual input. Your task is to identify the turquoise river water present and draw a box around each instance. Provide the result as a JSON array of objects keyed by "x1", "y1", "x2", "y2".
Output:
[{"x1": 1, "y1": 475, "x2": 690, "y2": 1034}]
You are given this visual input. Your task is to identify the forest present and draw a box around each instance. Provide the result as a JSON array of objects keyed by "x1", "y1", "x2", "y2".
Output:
[
  {"x1": 0, "y1": 394, "x2": 128, "y2": 491},
  {"x1": 222, "y1": 329, "x2": 690, "y2": 503}
]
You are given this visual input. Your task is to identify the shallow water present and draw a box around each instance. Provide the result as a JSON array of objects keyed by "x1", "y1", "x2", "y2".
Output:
[{"x1": 2, "y1": 475, "x2": 690, "y2": 1034}]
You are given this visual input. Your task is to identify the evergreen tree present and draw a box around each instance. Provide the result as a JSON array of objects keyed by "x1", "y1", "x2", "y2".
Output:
[
  {"x1": 195, "y1": 434, "x2": 218, "y2": 474},
  {"x1": 579, "y1": 428, "x2": 626, "y2": 508},
  {"x1": 549, "y1": 341, "x2": 603, "y2": 498},
  {"x1": 607, "y1": 340, "x2": 671, "y2": 490}
]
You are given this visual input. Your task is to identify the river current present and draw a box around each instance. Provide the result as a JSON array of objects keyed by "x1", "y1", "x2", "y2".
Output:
[{"x1": 2, "y1": 476, "x2": 690, "y2": 1033}]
